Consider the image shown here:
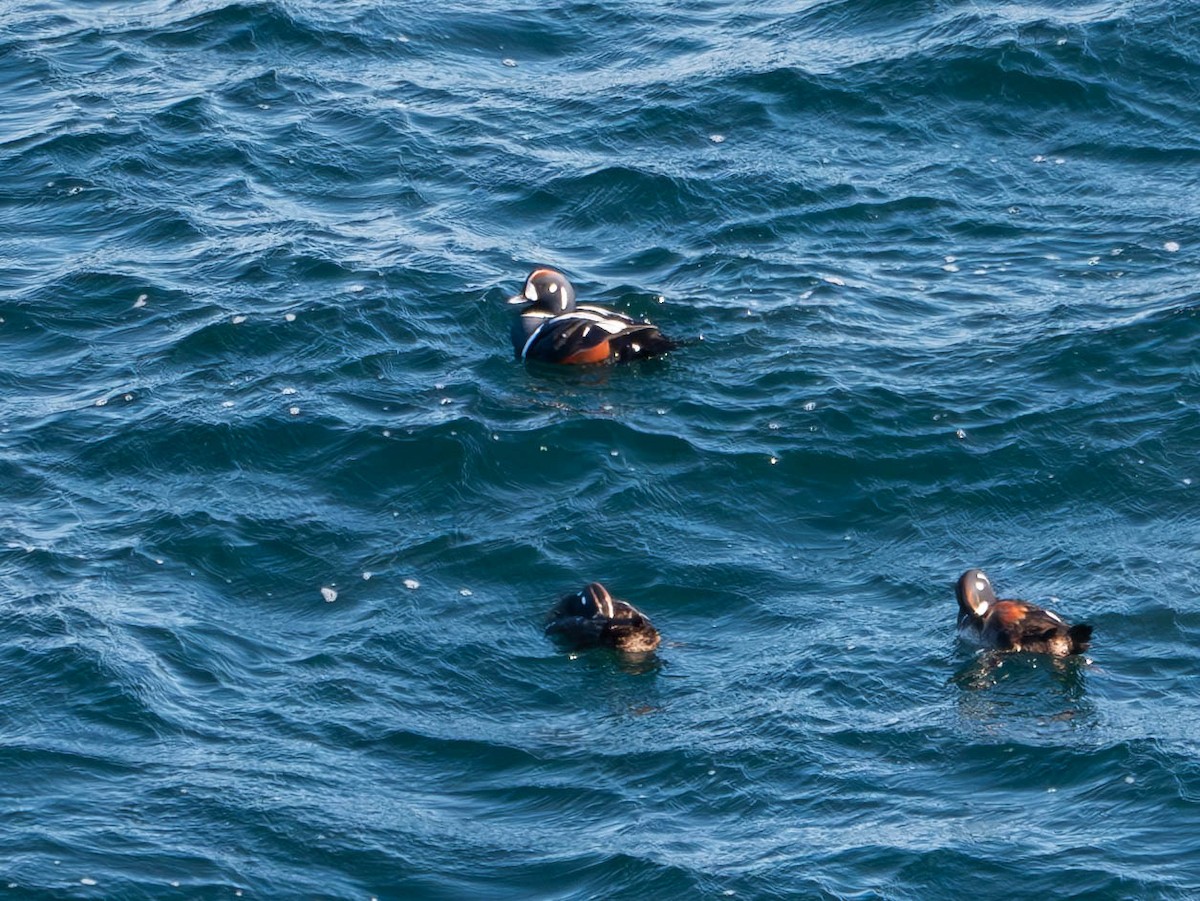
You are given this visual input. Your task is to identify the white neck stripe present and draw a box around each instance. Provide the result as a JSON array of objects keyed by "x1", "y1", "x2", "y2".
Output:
[{"x1": 521, "y1": 321, "x2": 546, "y2": 359}]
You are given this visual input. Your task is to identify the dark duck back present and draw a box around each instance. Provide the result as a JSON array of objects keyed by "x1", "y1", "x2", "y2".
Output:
[
  {"x1": 545, "y1": 582, "x2": 661, "y2": 653},
  {"x1": 508, "y1": 268, "x2": 677, "y2": 364},
  {"x1": 955, "y1": 569, "x2": 1093, "y2": 656}
]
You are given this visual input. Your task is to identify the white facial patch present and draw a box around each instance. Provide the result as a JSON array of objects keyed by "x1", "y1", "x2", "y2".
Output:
[
  {"x1": 975, "y1": 580, "x2": 987, "y2": 592},
  {"x1": 524, "y1": 282, "x2": 538, "y2": 301},
  {"x1": 548, "y1": 283, "x2": 558, "y2": 294},
  {"x1": 976, "y1": 600, "x2": 989, "y2": 615}
]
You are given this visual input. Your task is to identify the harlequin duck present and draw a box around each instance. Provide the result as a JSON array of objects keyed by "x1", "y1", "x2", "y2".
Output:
[
  {"x1": 956, "y1": 569, "x2": 1093, "y2": 656},
  {"x1": 545, "y1": 582, "x2": 661, "y2": 652},
  {"x1": 508, "y1": 268, "x2": 677, "y2": 364}
]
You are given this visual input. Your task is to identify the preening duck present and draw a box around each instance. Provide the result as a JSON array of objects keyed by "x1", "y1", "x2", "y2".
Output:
[
  {"x1": 956, "y1": 569, "x2": 1093, "y2": 656},
  {"x1": 545, "y1": 582, "x2": 661, "y2": 653}
]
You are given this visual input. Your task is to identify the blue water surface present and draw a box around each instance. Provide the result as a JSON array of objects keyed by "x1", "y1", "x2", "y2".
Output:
[{"x1": 2, "y1": 1, "x2": 1199, "y2": 898}]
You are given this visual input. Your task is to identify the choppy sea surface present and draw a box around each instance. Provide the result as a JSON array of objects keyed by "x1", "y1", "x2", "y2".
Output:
[{"x1": 3, "y1": 1, "x2": 1200, "y2": 898}]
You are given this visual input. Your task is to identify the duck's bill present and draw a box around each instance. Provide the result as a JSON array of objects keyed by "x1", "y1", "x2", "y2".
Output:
[{"x1": 506, "y1": 293, "x2": 530, "y2": 305}]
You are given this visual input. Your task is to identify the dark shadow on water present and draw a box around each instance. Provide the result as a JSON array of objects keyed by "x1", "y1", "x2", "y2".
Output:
[
  {"x1": 552, "y1": 643, "x2": 664, "y2": 678},
  {"x1": 951, "y1": 649, "x2": 1090, "y2": 695},
  {"x1": 951, "y1": 648, "x2": 1096, "y2": 732}
]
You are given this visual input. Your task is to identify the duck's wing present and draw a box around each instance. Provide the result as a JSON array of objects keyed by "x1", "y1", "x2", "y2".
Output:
[
  {"x1": 572, "y1": 306, "x2": 677, "y2": 361},
  {"x1": 519, "y1": 312, "x2": 623, "y2": 363},
  {"x1": 989, "y1": 600, "x2": 1088, "y2": 651}
]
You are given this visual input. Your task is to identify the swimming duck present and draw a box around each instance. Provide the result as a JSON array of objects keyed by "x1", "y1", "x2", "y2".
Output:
[
  {"x1": 508, "y1": 268, "x2": 677, "y2": 364},
  {"x1": 545, "y1": 582, "x2": 661, "y2": 652},
  {"x1": 956, "y1": 569, "x2": 1093, "y2": 656}
]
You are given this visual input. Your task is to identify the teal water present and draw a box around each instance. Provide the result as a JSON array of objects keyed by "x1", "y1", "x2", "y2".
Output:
[{"x1": 2, "y1": 1, "x2": 1199, "y2": 898}]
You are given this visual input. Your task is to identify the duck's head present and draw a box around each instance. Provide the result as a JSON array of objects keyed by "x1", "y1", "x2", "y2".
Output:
[
  {"x1": 956, "y1": 569, "x2": 998, "y2": 618},
  {"x1": 508, "y1": 267, "x2": 577, "y2": 315},
  {"x1": 572, "y1": 581, "x2": 616, "y2": 619}
]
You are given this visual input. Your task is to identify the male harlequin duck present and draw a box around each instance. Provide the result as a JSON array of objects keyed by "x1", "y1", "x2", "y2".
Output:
[
  {"x1": 545, "y1": 582, "x2": 661, "y2": 652},
  {"x1": 956, "y1": 569, "x2": 1093, "y2": 656},
  {"x1": 508, "y1": 268, "x2": 677, "y2": 364}
]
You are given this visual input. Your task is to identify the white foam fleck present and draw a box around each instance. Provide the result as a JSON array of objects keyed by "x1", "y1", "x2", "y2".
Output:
[
  {"x1": 459, "y1": 588, "x2": 473, "y2": 597},
  {"x1": 321, "y1": 587, "x2": 337, "y2": 603},
  {"x1": 222, "y1": 401, "x2": 235, "y2": 408},
  {"x1": 656, "y1": 408, "x2": 667, "y2": 415},
  {"x1": 81, "y1": 878, "x2": 97, "y2": 886},
  {"x1": 823, "y1": 275, "x2": 845, "y2": 286},
  {"x1": 362, "y1": 572, "x2": 372, "y2": 580},
  {"x1": 803, "y1": 401, "x2": 816, "y2": 411},
  {"x1": 502, "y1": 57, "x2": 517, "y2": 67},
  {"x1": 289, "y1": 406, "x2": 300, "y2": 416},
  {"x1": 956, "y1": 429, "x2": 967, "y2": 439},
  {"x1": 942, "y1": 263, "x2": 959, "y2": 272},
  {"x1": 232, "y1": 315, "x2": 247, "y2": 324},
  {"x1": 95, "y1": 397, "x2": 108, "y2": 407},
  {"x1": 282, "y1": 387, "x2": 297, "y2": 395},
  {"x1": 284, "y1": 312, "x2": 296, "y2": 322},
  {"x1": 1165, "y1": 241, "x2": 1181, "y2": 252},
  {"x1": 1184, "y1": 478, "x2": 1193, "y2": 486},
  {"x1": 383, "y1": 430, "x2": 392, "y2": 438},
  {"x1": 348, "y1": 284, "x2": 365, "y2": 293},
  {"x1": 124, "y1": 394, "x2": 133, "y2": 402},
  {"x1": 610, "y1": 450, "x2": 619, "y2": 457},
  {"x1": 709, "y1": 134, "x2": 725, "y2": 143},
  {"x1": 1033, "y1": 155, "x2": 1046, "y2": 163},
  {"x1": 768, "y1": 422, "x2": 781, "y2": 430},
  {"x1": 134, "y1": 294, "x2": 148, "y2": 308},
  {"x1": 404, "y1": 578, "x2": 420, "y2": 590},
  {"x1": 156, "y1": 559, "x2": 164, "y2": 565},
  {"x1": 1124, "y1": 775, "x2": 1135, "y2": 784},
  {"x1": 1088, "y1": 256, "x2": 1100, "y2": 266},
  {"x1": 1047, "y1": 787, "x2": 1057, "y2": 793},
  {"x1": 439, "y1": 398, "x2": 452, "y2": 405}
]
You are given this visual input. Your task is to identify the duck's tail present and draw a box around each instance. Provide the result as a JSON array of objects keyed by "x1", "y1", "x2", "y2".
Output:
[{"x1": 1068, "y1": 623, "x2": 1093, "y2": 654}]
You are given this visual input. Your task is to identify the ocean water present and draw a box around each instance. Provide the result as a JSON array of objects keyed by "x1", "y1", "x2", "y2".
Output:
[{"x1": 2, "y1": 0, "x2": 1199, "y2": 898}]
